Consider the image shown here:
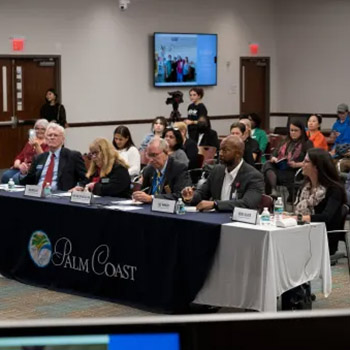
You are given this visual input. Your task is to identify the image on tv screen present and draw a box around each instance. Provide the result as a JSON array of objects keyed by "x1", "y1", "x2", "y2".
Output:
[{"x1": 154, "y1": 33, "x2": 217, "y2": 87}]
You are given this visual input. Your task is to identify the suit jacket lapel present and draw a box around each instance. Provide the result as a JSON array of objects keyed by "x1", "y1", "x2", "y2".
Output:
[
  {"x1": 57, "y1": 148, "x2": 66, "y2": 184},
  {"x1": 215, "y1": 166, "x2": 226, "y2": 199}
]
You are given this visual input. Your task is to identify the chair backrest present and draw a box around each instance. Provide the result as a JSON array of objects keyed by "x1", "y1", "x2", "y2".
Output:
[
  {"x1": 258, "y1": 194, "x2": 274, "y2": 214},
  {"x1": 197, "y1": 153, "x2": 205, "y2": 168},
  {"x1": 82, "y1": 153, "x2": 91, "y2": 171}
]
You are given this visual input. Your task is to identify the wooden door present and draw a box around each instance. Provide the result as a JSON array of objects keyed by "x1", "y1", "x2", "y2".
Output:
[
  {"x1": 0, "y1": 56, "x2": 59, "y2": 169},
  {"x1": 240, "y1": 57, "x2": 270, "y2": 130}
]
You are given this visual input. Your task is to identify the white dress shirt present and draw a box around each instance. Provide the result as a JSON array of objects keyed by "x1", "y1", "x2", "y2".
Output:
[{"x1": 220, "y1": 159, "x2": 244, "y2": 201}]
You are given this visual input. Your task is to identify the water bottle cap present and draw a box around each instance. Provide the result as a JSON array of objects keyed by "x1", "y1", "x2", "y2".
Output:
[
  {"x1": 278, "y1": 197, "x2": 282, "y2": 200},
  {"x1": 264, "y1": 207, "x2": 268, "y2": 210}
]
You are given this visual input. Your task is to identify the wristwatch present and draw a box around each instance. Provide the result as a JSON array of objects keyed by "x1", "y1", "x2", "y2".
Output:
[
  {"x1": 297, "y1": 214, "x2": 303, "y2": 222},
  {"x1": 213, "y1": 200, "x2": 219, "y2": 211}
]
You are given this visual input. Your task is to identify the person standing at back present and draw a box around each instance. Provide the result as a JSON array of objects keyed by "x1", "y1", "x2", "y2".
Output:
[{"x1": 40, "y1": 88, "x2": 67, "y2": 128}]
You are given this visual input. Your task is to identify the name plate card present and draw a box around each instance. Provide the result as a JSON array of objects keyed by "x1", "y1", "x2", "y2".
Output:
[
  {"x1": 151, "y1": 198, "x2": 176, "y2": 214},
  {"x1": 232, "y1": 207, "x2": 258, "y2": 225},
  {"x1": 24, "y1": 185, "x2": 42, "y2": 198},
  {"x1": 70, "y1": 190, "x2": 93, "y2": 205}
]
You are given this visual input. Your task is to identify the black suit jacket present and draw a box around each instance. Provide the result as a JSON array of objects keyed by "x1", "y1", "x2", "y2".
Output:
[
  {"x1": 81, "y1": 163, "x2": 131, "y2": 198},
  {"x1": 191, "y1": 161, "x2": 264, "y2": 212},
  {"x1": 142, "y1": 157, "x2": 191, "y2": 200},
  {"x1": 188, "y1": 127, "x2": 220, "y2": 149},
  {"x1": 20, "y1": 147, "x2": 87, "y2": 191}
]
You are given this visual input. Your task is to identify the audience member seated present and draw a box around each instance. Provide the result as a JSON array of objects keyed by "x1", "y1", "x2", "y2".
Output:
[
  {"x1": 19, "y1": 122, "x2": 86, "y2": 191},
  {"x1": 174, "y1": 121, "x2": 199, "y2": 169},
  {"x1": 247, "y1": 113, "x2": 268, "y2": 159},
  {"x1": 262, "y1": 120, "x2": 313, "y2": 199},
  {"x1": 163, "y1": 127, "x2": 189, "y2": 167},
  {"x1": 230, "y1": 122, "x2": 257, "y2": 166},
  {"x1": 181, "y1": 135, "x2": 264, "y2": 212},
  {"x1": 306, "y1": 114, "x2": 328, "y2": 151},
  {"x1": 139, "y1": 116, "x2": 167, "y2": 151},
  {"x1": 132, "y1": 138, "x2": 191, "y2": 203},
  {"x1": 238, "y1": 116, "x2": 261, "y2": 161},
  {"x1": 113, "y1": 125, "x2": 140, "y2": 179},
  {"x1": 72, "y1": 138, "x2": 130, "y2": 197},
  {"x1": 330, "y1": 103, "x2": 350, "y2": 152},
  {"x1": 188, "y1": 115, "x2": 220, "y2": 149},
  {"x1": 1, "y1": 119, "x2": 49, "y2": 184},
  {"x1": 185, "y1": 87, "x2": 208, "y2": 126},
  {"x1": 292, "y1": 148, "x2": 347, "y2": 255}
]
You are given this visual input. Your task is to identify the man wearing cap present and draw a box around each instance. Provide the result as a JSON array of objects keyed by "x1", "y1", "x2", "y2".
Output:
[{"x1": 331, "y1": 103, "x2": 350, "y2": 147}]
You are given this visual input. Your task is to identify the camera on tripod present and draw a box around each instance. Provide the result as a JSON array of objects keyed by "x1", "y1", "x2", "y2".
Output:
[{"x1": 165, "y1": 91, "x2": 184, "y2": 123}]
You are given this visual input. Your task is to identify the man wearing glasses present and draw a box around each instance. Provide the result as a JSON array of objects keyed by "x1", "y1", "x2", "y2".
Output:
[
  {"x1": 20, "y1": 122, "x2": 86, "y2": 191},
  {"x1": 132, "y1": 137, "x2": 190, "y2": 203}
]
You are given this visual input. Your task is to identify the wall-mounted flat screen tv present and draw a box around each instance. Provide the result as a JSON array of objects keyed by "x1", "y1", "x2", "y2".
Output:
[{"x1": 154, "y1": 33, "x2": 217, "y2": 87}]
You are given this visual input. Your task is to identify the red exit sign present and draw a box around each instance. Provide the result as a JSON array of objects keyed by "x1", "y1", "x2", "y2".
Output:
[{"x1": 12, "y1": 38, "x2": 25, "y2": 52}]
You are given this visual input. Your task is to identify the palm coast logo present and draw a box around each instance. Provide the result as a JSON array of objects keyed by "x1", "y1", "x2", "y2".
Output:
[{"x1": 28, "y1": 231, "x2": 52, "y2": 267}]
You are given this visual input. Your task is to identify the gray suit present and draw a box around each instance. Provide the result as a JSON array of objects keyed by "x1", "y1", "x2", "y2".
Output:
[{"x1": 191, "y1": 161, "x2": 264, "y2": 212}]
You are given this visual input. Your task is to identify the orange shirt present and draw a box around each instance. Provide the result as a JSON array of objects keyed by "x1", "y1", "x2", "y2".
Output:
[{"x1": 307, "y1": 130, "x2": 328, "y2": 151}]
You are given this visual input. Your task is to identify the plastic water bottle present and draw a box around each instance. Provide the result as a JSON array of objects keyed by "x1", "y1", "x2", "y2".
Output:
[
  {"x1": 43, "y1": 182, "x2": 52, "y2": 197},
  {"x1": 274, "y1": 197, "x2": 284, "y2": 223},
  {"x1": 260, "y1": 207, "x2": 271, "y2": 226},
  {"x1": 7, "y1": 178, "x2": 15, "y2": 190},
  {"x1": 176, "y1": 198, "x2": 186, "y2": 215}
]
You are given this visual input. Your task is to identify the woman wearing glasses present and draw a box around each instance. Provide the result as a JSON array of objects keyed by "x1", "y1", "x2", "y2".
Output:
[
  {"x1": 163, "y1": 127, "x2": 189, "y2": 168},
  {"x1": 1, "y1": 119, "x2": 49, "y2": 184},
  {"x1": 262, "y1": 120, "x2": 313, "y2": 199},
  {"x1": 73, "y1": 138, "x2": 130, "y2": 197}
]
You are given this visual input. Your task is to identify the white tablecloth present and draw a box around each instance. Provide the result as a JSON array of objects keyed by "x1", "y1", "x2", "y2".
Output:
[{"x1": 194, "y1": 222, "x2": 332, "y2": 312}]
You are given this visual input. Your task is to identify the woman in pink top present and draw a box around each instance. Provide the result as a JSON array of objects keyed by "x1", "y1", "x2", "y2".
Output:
[{"x1": 1, "y1": 119, "x2": 49, "y2": 184}]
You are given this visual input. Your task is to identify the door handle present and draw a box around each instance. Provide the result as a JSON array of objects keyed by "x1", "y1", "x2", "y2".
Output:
[{"x1": 0, "y1": 116, "x2": 18, "y2": 128}]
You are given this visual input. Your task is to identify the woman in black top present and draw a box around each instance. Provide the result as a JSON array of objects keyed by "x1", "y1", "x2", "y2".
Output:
[
  {"x1": 294, "y1": 148, "x2": 347, "y2": 255},
  {"x1": 40, "y1": 88, "x2": 67, "y2": 127},
  {"x1": 185, "y1": 87, "x2": 208, "y2": 126},
  {"x1": 230, "y1": 122, "x2": 258, "y2": 167},
  {"x1": 188, "y1": 115, "x2": 219, "y2": 149},
  {"x1": 262, "y1": 120, "x2": 313, "y2": 198}
]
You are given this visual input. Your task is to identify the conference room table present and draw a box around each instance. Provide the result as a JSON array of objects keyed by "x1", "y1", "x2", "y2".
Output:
[{"x1": 0, "y1": 190, "x2": 332, "y2": 312}]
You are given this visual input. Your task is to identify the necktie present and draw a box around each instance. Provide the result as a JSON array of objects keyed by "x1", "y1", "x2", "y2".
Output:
[
  {"x1": 153, "y1": 170, "x2": 162, "y2": 195},
  {"x1": 43, "y1": 153, "x2": 55, "y2": 187}
]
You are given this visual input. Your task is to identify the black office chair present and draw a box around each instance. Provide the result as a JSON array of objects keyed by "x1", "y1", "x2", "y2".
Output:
[{"x1": 329, "y1": 204, "x2": 350, "y2": 275}]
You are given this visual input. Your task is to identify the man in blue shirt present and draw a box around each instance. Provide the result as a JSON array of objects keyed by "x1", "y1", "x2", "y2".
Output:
[{"x1": 332, "y1": 103, "x2": 350, "y2": 146}]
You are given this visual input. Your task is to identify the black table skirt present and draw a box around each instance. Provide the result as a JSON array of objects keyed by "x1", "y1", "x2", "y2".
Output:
[{"x1": 0, "y1": 191, "x2": 231, "y2": 312}]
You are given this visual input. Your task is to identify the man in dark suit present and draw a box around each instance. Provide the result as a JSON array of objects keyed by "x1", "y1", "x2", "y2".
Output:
[
  {"x1": 132, "y1": 137, "x2": 190, "y2": 203},
  {"x1": 20, "y1": 122, "x2": 86, "y2": 191},
  {"x1": 182, "y1": 135, "x2": 264, "y2": 212}
]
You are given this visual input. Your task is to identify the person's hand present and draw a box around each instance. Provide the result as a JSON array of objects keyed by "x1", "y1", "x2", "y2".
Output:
[
  {"x1": 288, "y1": 160, "x2": 296, "y2": 168},
  {"x1": 132, "y1": 191, "x2": 153, "y2": 203},
  {"x1": 85, "y1": 182, "x2": 95, "y2": 192},
  {"x1": 184, "y1": 119, "x2": 194, "y2": 125},
  {"x1": 196, "y1": 200, "x2": 215, "y2": 211},
  {"x1": 19, "y1": 162, "x2": 29, "y2": 175},
  {"x1": 270, "y1": 156, "x2": 278, "y2": 163},
  {"x1": 181, "y1": 186, "x2": 194, "y2": 202},
  {"x1": 329, "y1": 149, "x2": 336, "y2": 156},
  {"x1": 69, "y1": 186, "x2": 84, "y2": 192},
  {"x1": 28, "y1": 137, "x2": 39, "y2": 147}
]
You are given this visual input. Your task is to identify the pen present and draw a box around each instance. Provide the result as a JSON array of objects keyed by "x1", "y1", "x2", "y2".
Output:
[{"x1": 141, "y1": 186, "x2": 150, "y2": 193}]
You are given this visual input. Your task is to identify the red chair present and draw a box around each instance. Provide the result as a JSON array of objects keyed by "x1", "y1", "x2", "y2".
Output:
[
  {"x1": 258, "y1": 194, "x2": 274, "y2": 214},
  {"x1": 198, "y1": 146, "x2": 217, "y2": 165}
]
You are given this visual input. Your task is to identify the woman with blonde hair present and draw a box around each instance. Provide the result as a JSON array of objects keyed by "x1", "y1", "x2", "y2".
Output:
[{"x1": 74, "y1": 138, "x2": 130, "y2": 197}]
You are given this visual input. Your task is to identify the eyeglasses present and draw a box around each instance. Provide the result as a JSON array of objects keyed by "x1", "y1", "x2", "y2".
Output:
[
  {"x1": 89, "y1": 151, "x2": 100, "y2": 158},
  {"x1": 35, "y1": 127, "x2": 46, "y2": 131}
]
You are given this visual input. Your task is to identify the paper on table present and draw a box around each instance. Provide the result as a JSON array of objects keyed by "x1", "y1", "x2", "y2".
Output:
[
  {"x1": 111, "y1": 199, "x2": 143, "y2": 205},
  {"x1": 185, "y1": 206, "x2": 198, "y2": 213},
  {"x1": 105, "y1": 205, "x2": 142, "y2": 211},
  {"x1": 52, "y1": 192, "x2": 101, "y2": 198}
]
